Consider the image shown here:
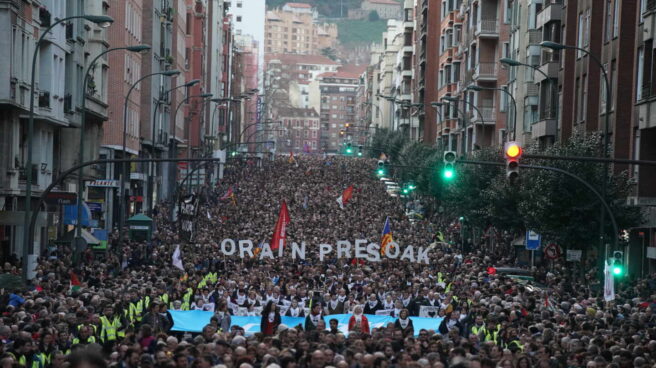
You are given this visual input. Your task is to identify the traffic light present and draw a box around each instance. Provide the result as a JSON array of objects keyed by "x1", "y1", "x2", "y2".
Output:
[
  {"x1": 442, "y1": 151, "x2": 456, "y2": 180},
  {"x1": 345, "y1": 142, "x2": 353, "y2": 154},
  {"x1": 376, "y1": 160, "x2": 387, "y2": 176},
  {"x1": 357, "y1": 145, "x2": 363, "y2": 157},
  {"x1": 340, "y1": 130, "x2": 345, "y2": 136},
  {"x1": 612, "y1": 251, "x2": 624, "y2": 276},
  {"x1": 230, "y1": 151, "x2": 237, "y2": 157},
  {"x1": 504, "y1": 141, "x2": 522, "y2": 183},
  {"x1": 345, "y1": 123, "x2": 351, "y2": 129}
]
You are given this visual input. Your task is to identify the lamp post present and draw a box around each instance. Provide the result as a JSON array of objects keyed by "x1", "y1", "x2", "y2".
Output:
[
  {"x1": 540, "y1": 40, "x2": 613, "y2": 260},
  {"x1": 466, "y1": 85, "x2": 518, "y2": 140},
  {"x1": 23, "y1": 14, "x2": 114, "y2": 281},
  {"x1": 147, "y1": 78, "x2": 200, "y2": 216},
  {"x1": 171, "y1": 93, "x2": 212, "y2": 193},
  {"x1": 74, "y1": 44, "x2": 150, "y2": 244},
  {"x1": 430, "y1": 102, "x2": 445, "y2": 149},
  {"x1": 118, "y1": 69, "x2": 180, "y2": 244}
]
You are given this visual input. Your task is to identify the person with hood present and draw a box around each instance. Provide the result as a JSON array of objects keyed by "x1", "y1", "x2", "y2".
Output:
[
  {"x1": 348, "y1": 305, "x2": 370, "y2": 335},
  {"x1": 260, "y1": 301, "x2": 281, "y2": 336}
]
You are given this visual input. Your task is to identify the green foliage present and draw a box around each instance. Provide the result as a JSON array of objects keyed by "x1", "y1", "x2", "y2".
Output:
[
  {"x1": 371, "y1": 130, "x2": 643, "y2": 250},
  {"x1": 320, "y1": 47, "x2": 338, "y2": 61},
  {"x1": 266, "y1": 0, "x2": 364, "y2": 18},
  {"x1": 334, "y1": 19, "x2": 388, "y2": 45},
  {"x1": 368, "y1": 10, "x2": 380, "y2": 21}
]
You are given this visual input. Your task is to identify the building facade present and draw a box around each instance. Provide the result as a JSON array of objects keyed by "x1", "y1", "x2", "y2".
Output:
[
  {"x1": 275, "y1": 107, "x2": 321, "y2": 153},
  {"x1": 264, "y1": 3, "x2": 338, "y2": 55},
  {"x1": 0, "y1": 0, "x2": 110, "y2": 260}
]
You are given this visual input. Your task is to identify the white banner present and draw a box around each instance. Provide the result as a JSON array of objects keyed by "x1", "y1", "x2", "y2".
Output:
[
  {"x1": 375, "y1": 309, "x2": 394, "y2": 316},
  {"x1": 419, "y1": 306, "x2": 440, "y2": 318}
]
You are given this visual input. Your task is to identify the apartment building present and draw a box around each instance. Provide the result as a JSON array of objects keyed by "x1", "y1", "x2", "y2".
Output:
[
  {"x1": 416, "y1": 0, "x2": 441, "y2": 144},
  {"x1": 275, "y1": 107, "x2": 321, "y2": 153},
  {"x1": 264, "y1": 3, "x2": 338, "y2": 55},
  {"x1": 448, "y1": 0, "x2": 509, "y2": 154},
  {"x1": 309, "y1": 70, "x2": 362, "y2": 152},
  {"x1": 265, "y1": 53, "x2": 340, "y2": 109},
  {"x1": 0, "y1": 0, "x2": 110, "y2": 260},
  {"x1": 362, "y1": 0, "x2": 403, "y2": 19}
]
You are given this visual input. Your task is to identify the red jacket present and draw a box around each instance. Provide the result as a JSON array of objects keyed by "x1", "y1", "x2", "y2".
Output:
[{"x1": 348, "y1": 315, "x2": 370, "y2": 334}]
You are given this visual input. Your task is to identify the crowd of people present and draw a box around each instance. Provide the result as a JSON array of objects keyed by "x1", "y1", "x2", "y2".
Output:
[{"x1": 2, "y1": 155, "x2": 656, "y2": 368}]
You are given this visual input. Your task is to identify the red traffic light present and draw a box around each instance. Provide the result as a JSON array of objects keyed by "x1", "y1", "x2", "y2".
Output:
[{"x1": 504, "y1": 142, "x2": 522, "y2": 159}]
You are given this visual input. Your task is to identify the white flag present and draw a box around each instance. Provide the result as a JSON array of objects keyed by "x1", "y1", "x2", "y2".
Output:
[
  {"x1": 172, "y1": 245, "x2": 184, "y2": 271},
  {"x1": 603, "y1": 260, "x2": 615, "y2": 302},
  {"x1": 336, "y1": 195, "x2": 344, "y2": 209}
]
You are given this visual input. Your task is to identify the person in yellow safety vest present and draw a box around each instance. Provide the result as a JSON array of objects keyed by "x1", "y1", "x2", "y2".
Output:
[
  {"x1": 483, "y1": 320, "x2": 501, "y2": 344},
  {"x1": 7, "y1": 339, "x2": 44, "y2": 368},
  {"x1": 72, "y1": 325, "x2": 96, "y2": 345},
  {"x1": 99, "y1": 306, "x2": 124, "y2": 343},
  {"x1": 470, "y1": 315, "x2": 486, "y2": 338}
]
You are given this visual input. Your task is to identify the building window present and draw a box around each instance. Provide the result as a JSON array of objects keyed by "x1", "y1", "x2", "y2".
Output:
[
  {"x1": 605, "y1": 0, "x2": 612, "y2": 42},
  {"x1": 637, "y1": 46, "x2": 645, "y2": 100},
  {"x1": 613, "y1": 0, "x2": 620, "y2": 38},
  {"x1": 577, "y1": 13, "x2": 584, "y2": 58},
  {"x1": 236, "y1": 16, "x2": 242, "y2": 22}
]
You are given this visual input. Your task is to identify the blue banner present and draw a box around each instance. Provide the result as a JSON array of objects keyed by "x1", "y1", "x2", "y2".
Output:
[{"x1": 169, "y1": 311, "x2": 442, "y2": 337}]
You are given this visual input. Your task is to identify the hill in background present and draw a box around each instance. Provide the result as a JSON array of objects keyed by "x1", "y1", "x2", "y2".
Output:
[
  {"x1": 266, "y1": 0, "x2": 364, "y2": 18},
  {"x1": 335, "y1": 19, "x2": 387, "y2": 45}
]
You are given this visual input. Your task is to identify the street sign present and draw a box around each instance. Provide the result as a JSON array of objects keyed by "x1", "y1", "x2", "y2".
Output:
[
  {"x1": 525, "y1": 230, "x2": 541, "y2": 250},
  {"x1": 45, "y1": 192, "x2": 77, "y2": 205},
  {"x1": 544, "y1": 243, "x2": 562, "y2": 260},
  {"x1": 566, "y1": 249, "x2": 582, "y2": 262},
  {"x1": 87, "y1": 180, "x2": 119, "y2": 188}
]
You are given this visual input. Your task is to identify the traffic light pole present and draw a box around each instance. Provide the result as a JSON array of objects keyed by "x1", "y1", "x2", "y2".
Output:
[{"x1": 457, "y1": 159, "x2": 619, "y2": 253}]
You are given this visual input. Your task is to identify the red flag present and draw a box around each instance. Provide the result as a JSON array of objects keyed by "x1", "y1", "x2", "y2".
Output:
[
  {"x1": 336, "y1": 185, "x2": 354, "y2": 209},
  {"x1": 70, "y1": 271, "x2": 81, "y2": 292},
  {"x1": 270, "y1": 201, "x2": 291, "y2": 251},
  {"x1": 220, "y1": 187, "x2": 234, "y2": 201}
]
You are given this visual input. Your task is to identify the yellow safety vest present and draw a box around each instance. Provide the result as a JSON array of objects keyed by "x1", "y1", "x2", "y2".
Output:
[
  {"x1": 72, "y1": 336, "x2": 96, "y2": 345},
  {"x1": 471, "y1": 325, "x2": 486, "y2": 336},
  {"x1": 99, "y1": 316, "x2": 122, "y2": 342},
  {"x1": 506, "y1": 340, "x2": 524, "y2": 351},
  {"x1": 484, "y1": 324, "x2": 500, "y2": 344},
  {"x1": 11, "y1": 354, "x2": 42, "y2": 368}
]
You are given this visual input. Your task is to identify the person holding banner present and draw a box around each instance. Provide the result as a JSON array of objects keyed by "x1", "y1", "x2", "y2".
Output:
[
  {"x1": 260, "y1": 301, "x2": 281, "y2": 336},
  {"x1": 348, "y1": 305, "x2": 370, "y2": 335}
]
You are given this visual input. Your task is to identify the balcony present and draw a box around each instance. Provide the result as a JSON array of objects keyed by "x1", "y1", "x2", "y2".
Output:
[
  {"x1": 537, "y1": 1, "x2": 562, "y2": 29},
  {"x1": 473, "y1": 63, "x2": 497, "y2": 81},
  {"x1": 535, "y1": 61, "x2": 559, "y2": 83},
  {"x1": 39, "y1": 8, "x2": 51, "y2": 27},
  {"x1": 470, "y1": 105, "x2": 496, "y2": 124},
  {"x1": 475, "y1": 19, "x2": 499, "y2": 38},
  {"x1": 525, "y1": 83, "x2": 539, "y2": 97},
  {"x1": 525, "y1": 29, "x2": 542, "y2": 46},
  {"x1": 532, "y1": 118, "x2": 557, "y2": 138}
]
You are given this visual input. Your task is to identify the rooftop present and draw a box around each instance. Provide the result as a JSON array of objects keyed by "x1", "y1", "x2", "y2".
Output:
[{"x1": 285, "y1": 2, "x2": 313, "y2": 8}]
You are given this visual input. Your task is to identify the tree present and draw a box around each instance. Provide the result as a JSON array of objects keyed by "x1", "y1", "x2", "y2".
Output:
[
  {"x1": 369, "y1": 130, "x2": 642, "y2": 252},
  {"x1": 320, "y1": 47, "x2": 338, "y2": 62},
  {"x1": 368, "y1": 10, "x2": 380, "y2": 21}
]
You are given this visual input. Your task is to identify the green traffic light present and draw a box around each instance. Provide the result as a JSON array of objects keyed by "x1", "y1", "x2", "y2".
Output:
[
  {"x1": 402, "y1": 188, "x2": 409, "y2": 194},
  {"x1": 443, "y1": 168, "x2": 455, "y2": 180},
  {"x1": 377, "y1": 169, "x2": 385, "y2": 176},
  {"x1": 231, "y1": 151, "x2": 237, "y2": 157},
  {"x1": 357, "y1": 152, "x2": 363, "y2": 157},
  {"x1": 613, "y1": 266, "x2": 623, "y2": 276},
  {"x1": 346, "y1": 148, "x2": 353, "y2": 154}
]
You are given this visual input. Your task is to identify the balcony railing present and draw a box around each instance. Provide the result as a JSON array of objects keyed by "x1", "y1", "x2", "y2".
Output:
[
  {"x1": 539, "y1": 105, "x2": 558, "y2": 120},
  {"x1": 476, "y1": 19, "x2": 499, "y2": 36},
  {"x1": 527, "y1": 29, "x2": 542, "y2": 45},
  {"x1": 474, "y1": 63, "x2": 497, "y2": 80},
  {"x1": 471, "y1": 106, "x2": 496, "y2": 122}
]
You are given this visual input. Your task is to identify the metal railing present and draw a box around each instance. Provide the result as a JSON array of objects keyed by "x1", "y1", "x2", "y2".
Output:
[
  {"x1": 476, "y1": 19, "x2": 498, "y2": 35},
  {"x1": 474, "y1": 63, "x2": 497, "y2": 79}
]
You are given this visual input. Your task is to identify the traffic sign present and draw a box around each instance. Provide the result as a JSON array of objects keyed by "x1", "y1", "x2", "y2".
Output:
[
  {"x1": 544, "y1": 243, "x2": 562, "y2": 260},
  {"x1": 525, "y1": 230, "x2": 541, "y2": 250},
  {"x1": 45, "y1": 192, "x2": 77, "y2": 205}
]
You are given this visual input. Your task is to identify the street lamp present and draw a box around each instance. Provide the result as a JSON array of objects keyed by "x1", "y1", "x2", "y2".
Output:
[
  {"x1": 146, "y1": 78, "x2": 200, "y2": 216},
  {"x1": 74, "y1": 44, "x2": 150, "y2": 244},
  {"x1": 466, "y1": 85, "x2": 518, "y2": 140},
  {"x1": 23, "y1": 14, "x2": 114, "y2": 281},
  {"x1": 118, "y1": 69, "x2": 180, "y2": 243}
]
